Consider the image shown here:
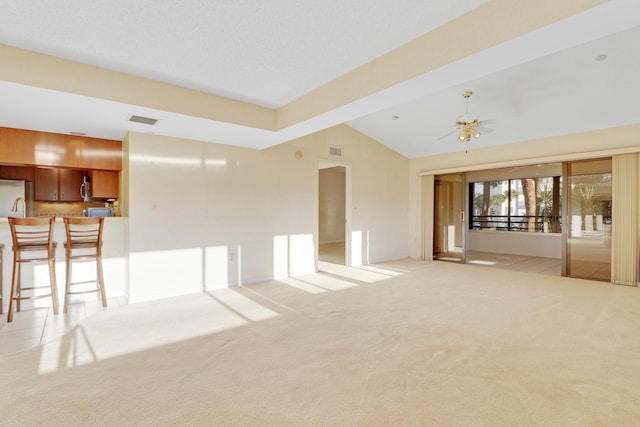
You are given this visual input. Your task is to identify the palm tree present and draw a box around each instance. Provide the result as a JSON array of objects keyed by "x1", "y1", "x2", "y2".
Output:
[
  {"x1": 474, "y1": 181, "x2": 503, "y2": 229},
  {"x1": 537, "y1": 180, "x2": 554, "y2": 232},
  {"x1": 574, "y1": 184, "x2": 596, "y2": 231},
  {"x1": 521, "y1": 178, "x2": 540, "y2": 232}
]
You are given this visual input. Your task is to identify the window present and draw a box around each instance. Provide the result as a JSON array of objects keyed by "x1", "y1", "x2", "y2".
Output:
[{"x1": 470, "y1": 176, "x2": 561, "y2": 232}]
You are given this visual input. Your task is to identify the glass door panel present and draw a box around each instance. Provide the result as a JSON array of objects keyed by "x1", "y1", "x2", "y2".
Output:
[
  {"x1": 566, "y1": 159, "x2": 612, "y2": 281},
  {"x1": 434, "y1": 173, "x2": 465, "y2": 263}
]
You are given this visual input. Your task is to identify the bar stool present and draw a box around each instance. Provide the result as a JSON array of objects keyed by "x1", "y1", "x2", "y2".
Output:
[
  {"x1": 63, "y1": 217, "x2": 106, "y2": 314},
  {"x1": 7, "y1": 217, "x2": 59, "y2": 323}
]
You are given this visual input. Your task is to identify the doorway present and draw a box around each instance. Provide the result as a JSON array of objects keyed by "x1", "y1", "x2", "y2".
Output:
[
  {"x1": 318, "y1": 164, "x2": 348, "y2": 265},
  {"x1": 433, "y1": 173, "x2": 466, "y2": 263}
]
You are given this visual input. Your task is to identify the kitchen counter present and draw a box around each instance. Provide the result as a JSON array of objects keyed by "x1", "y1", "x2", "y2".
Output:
[
  {"x1": 0, "y1": 216, "x2": 127, "y2": 223},
  {"x1": 0, "y1": 216, "x2": 128, "y2": 313}
]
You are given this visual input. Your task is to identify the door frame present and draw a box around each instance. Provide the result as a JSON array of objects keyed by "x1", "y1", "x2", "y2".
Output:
[{"x1": 317, "y1": 159, "x2": 353, "y2": 267}]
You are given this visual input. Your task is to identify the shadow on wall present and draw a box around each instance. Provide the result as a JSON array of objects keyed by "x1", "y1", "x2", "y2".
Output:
[{"x1": 127, "y1": 230, "x2": 371, "y2": 303}]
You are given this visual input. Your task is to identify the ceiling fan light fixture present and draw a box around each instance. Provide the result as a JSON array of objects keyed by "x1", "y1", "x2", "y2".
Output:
[{"x1": 439, "y1": 90, "x2": 493, "y2": 142}]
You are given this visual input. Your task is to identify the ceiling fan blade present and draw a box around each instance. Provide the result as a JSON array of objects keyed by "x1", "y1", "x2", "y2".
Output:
[
  {"x1": 476, "y1": 125, "x2": 494, "y2": 135},
  {"x1": 437, "y1": 128, "x2": 459, "y2": 140}
]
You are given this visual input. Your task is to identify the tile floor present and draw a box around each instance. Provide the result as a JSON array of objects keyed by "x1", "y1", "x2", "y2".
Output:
[{"x1": 0, "y1": 297, "x2": 127, "y2": 356}]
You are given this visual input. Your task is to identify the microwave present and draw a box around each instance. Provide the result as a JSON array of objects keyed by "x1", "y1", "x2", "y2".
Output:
[{"x1": 84, "y1": 207, "x2": 114, "y2": 217}]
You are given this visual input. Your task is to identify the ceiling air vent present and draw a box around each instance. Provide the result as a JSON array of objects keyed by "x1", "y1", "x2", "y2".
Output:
[
  {"x1": 329, "y1": 147, "x2": 342, "y2": 156},
  {"x1": 129, "y1": 115, "x2": 158, "y2": 125}
]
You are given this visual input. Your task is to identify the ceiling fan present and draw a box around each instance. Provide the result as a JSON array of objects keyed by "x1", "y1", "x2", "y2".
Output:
[{"x1": 439, "y1": 91, "x2": 493, "y2": 142}]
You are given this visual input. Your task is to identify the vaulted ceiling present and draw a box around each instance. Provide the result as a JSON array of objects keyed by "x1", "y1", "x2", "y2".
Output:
[{"x1": 0, "y1": 0, "x2": 638, "y2": 158}]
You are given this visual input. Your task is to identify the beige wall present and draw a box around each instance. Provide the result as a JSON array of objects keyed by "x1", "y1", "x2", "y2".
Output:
[{"x1": 125, "y1": 124, "x2": 409, "y2": 303}]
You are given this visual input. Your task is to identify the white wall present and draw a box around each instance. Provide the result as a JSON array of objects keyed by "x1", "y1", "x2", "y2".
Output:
[
  {"x1": 125, "y1": 124, "x2": 409, "y2": 303},
  {"x1": 467, "y1": 230, "x2": 561, "y2": 258}
]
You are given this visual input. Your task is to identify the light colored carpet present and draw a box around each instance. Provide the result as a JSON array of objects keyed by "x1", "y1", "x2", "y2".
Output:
[{"x1": 2, "y1": 259, "x2": 640, "y2": 426}]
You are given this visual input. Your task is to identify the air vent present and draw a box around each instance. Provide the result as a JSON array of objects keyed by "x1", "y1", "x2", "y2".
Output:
[
  {"x1": 329, "y1": 147, "x2": 342, "y2": 156},
  {"x1": 129, "y1": 115, "x2": 158, "y2": 125}
]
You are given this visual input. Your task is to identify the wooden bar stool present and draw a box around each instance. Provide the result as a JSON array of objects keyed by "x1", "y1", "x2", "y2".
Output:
[
  {"x1": 7, "y1": 217, "x2": 59, "y2": 323},
  {"x1": 63, "y1": 217, "x2": 107, "y2": 314}
]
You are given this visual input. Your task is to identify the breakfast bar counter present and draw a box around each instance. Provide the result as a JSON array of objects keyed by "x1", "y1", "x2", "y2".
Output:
[{"x1": 0, "y1": 216, "x2": 128, "y2": 313}]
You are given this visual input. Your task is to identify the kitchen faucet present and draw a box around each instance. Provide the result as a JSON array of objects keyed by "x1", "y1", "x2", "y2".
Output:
[{"x1": 11, "y1": 197, "x2": 26, "y2": 218}]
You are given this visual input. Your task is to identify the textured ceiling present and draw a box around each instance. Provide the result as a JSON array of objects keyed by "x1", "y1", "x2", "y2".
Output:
[
  {"x1": 0, "y1": 1, "x2": 638, "y2": 159},
  {"x1": 0, "y1": 0, "x2": 485, "y2": 108}
]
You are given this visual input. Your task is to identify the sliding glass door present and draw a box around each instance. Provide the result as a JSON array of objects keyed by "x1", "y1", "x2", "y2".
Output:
[
  {"x1": 565, "y1": 159, "x2": 612, "y2": 281},
  {"x1": 434, "y1": 173, "x2": 465, "y2": 263}
]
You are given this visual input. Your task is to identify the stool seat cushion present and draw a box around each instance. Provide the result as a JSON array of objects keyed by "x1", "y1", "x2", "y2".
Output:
[
  {"x1": 15, "y1": 242, "x2": 58, "y2": 250},
  {"x1": 64, "y1": 240, "x2": 102, "y2": 248}
]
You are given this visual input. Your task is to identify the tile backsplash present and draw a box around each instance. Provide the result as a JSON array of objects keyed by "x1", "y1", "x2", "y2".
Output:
[{"x1": 31, "y1": 201, "x2": 115, "y2": 217}]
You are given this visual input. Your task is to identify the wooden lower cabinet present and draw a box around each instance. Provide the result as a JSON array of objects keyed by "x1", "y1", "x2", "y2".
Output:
[{"x1": 34, "y1": 168, "x2": 83, "y2": 201}]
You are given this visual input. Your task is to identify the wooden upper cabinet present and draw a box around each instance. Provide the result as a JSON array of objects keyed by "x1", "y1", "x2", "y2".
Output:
[
  {"x1": 0, "y1": 165, "x2": 34, "y2": 181},
  {"x1": 65, "y1": 134, "x2": 122, "y2": 170},
  {"x1": 0, "y1": 127, "x2": 49, "y2": 166},
  {"x1": 0, "y1": 127, "x2": 122, "y2": 171},
  {"x1": 34, "y1": 168, "x2": 58, "y2": 201},
  {"x1": 34, "y1": 168, "x2": 83, "y2": 202},
  {"x1": 89, "y1": 170, "x2": 119, "y2": 199},
  {"x1": 59, "y1": 169, "x2": 83, "y2": 201}
]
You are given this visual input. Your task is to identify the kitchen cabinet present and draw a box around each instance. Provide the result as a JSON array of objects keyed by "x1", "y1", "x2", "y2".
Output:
[
  {"x1": 59, "y1": 169, "x2": 84, "y2": 201},
  {"x1": 34, "y1": 168, "x2": 57, "y2": 200},
  {"x1": 0, "y1": 165, "x2": 34, "y2": 181},
  {"x1": 0, "y1": 127, "x2": 122, "y2": 171},
  {"x1": 89, "y1": 170, "x2": 119, "y2": 199},
  {"x1": 34, "y1": 168, "x2": 83, "y2": 201}
]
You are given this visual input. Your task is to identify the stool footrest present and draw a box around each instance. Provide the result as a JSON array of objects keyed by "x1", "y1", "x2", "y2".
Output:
[
  {"x1": 69, "y1": 279, "x2": 101, "y2": 285},
  {"x1": 14, "y1": 284, "x2": 55, "y2": 292},
  {"x1": 66, "y1": 289, "x2": 102, "y2": 296},
  {"x1": 13, "y1": 293, "x2": 55, "y2": 301},
  {"x1": 67, "y1": 256, "x2": 99, "y2": 262}
]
